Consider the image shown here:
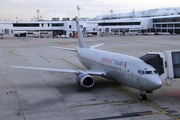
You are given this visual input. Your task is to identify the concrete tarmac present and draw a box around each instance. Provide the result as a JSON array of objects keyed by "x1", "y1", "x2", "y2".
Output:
[{"x1": 0, "y1": 35, "x2": 180, "y2": 120}]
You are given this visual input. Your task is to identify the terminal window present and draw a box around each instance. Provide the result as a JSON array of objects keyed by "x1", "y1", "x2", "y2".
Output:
[
  {"x1": 52, "y1": 23, "x2": 64, "y2": 27},
  {"x1": 13, "y1": 23, "x2": 39, "y2": 27},
  {"x1": 172, "y1": 51, "x2": 180, "y2": 78},
  {"x1": 98, "y1": 22, "x2": 141, "y2": 26}
]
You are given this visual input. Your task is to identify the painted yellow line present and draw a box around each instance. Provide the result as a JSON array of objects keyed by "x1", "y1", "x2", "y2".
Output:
[
  {"x1": 112, "y1": 84, "x2": 180, "y2": 120},
  {"x1": 9, "y1": 49, "x2": 22, "y2": 57},
  {"x1": 61, "y1": 58, "x2": 82, "y2": 69},
  {"x1": 9, "y1": 48, "x2": 77, "y2": 60},
  {"x1": 62, "y1": 43, "x2": 72, "y2": 48},
  {"x1": 9, "y1": 48, "x2": 38, "y2": 58},
  {"x1": 62, "y1": 54, "x2": 77, "y2": 59},
  {"x1": 143, "y1": 101, "x2": 180, "y2": 120},
  {"x1": 114, "y1": 85, "x2": 139, "y2": 99}
]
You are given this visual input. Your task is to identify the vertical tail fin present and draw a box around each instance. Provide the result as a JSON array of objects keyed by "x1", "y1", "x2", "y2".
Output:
[{"x1": 76, "y1": 18, "x2": 90, "y2": 48}]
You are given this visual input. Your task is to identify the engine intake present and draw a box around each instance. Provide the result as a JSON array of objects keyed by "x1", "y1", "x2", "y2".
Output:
[{"x1": 76, "y1": 74, "x2": 94, "y2": 88}]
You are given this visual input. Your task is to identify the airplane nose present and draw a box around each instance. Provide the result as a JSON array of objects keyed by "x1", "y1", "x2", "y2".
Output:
[
  {"x1": 143, "y1": 76, "x2": 162, "y2": 91},
  {"x1": 154, "y1": 79, "x2": 162, "y2": 89},
  {"x1": 149, "y1": 78, "x2": 162, "y2": 90}
]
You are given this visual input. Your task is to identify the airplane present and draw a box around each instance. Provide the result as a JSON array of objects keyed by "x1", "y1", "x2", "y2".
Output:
[{"x1": 11, "y1": 18, "x2": 162, "y2": 100}]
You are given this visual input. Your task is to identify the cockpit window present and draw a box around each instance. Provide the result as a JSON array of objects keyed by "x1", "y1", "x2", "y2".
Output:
[
  {"x1": 138, "y1": 70, "x2": 157, "y2": 75},
  {"x1": 145, "y1": 71, "x2": 153, "y2": 74},
  {"x1": 145, "y1": 70, "x2": 158, "y2": 74},
  {"x1": 153, "y1": 70, "x2": 158, "y2": 74},
  {"x1": 137, "y1": 70, "x2": 145, "y2": 75}
]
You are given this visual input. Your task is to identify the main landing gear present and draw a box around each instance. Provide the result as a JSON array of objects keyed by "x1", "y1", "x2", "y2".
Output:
[{"x1": 139, "y1": 91, "x2": 147, "y2": 100}]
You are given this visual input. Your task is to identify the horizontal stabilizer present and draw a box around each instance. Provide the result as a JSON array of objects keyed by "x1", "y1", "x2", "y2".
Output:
[
  {"x1": 90, "y1": 43, "x2": 104, "y2": 49},
  {"x1": 46, "y1": 46, "x2": 77, "y2": 52}
]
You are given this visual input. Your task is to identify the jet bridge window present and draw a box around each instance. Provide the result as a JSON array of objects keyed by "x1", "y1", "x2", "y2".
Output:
[{"x1": 138, "y1": 70, "x2": 145, "y2": 75}]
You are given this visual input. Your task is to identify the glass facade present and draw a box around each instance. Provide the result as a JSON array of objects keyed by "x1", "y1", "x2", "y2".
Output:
[
  {"x1": 153, "y1": 17, "x2": 180, "y2": 34},
  {"x1": 98, "y1": 22, "x2": 141, "y2": 26},
  {"x1": 153, "y1": 17, "x2": 180, "y2": 23},
  {"x1": 52, "y1": 23, "x2": 64, "y2": 27},
  {"x1": 13, "y1": 23, "x2": 39, "y2": 27}
]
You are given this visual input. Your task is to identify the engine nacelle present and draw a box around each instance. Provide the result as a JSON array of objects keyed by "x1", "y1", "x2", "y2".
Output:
[{"x1": 76, "y1": 74, "x2": 94, "y2": 88}]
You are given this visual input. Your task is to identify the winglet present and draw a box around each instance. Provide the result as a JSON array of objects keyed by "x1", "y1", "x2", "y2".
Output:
[{"x1": 75, "y1": 17, "x2": 90, "y2": 48}]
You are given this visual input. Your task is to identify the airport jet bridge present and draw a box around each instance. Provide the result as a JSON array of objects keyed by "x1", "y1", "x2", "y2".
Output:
[{"x1": 140, "y1": 50, "x2": 180, "y2": 86}]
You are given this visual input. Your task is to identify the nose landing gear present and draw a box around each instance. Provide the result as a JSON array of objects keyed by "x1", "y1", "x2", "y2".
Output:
[
  {"x1": 139, "y1": 94, "x2": 147, "y2": 100},
  {"x1": 139, "y1": 91, "x2": 147, "y2": 100}
]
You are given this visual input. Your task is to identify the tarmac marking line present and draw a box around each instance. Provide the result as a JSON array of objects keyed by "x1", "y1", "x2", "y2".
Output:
[
  {"x1": 9, "y1": 49, "x2": 22, "y2": 57},
  {"x1": 9, "y1": 48, "x2": 38, "y2": 58},
  {"x1": 62, "y1": 43, "x2": 72, "y2": 48},
  {"x1": 9, "y1": 48, "x2": 77, "y2": 60},
  {"x1": 86, "y1": 111, "x2": 166, "y2": 120},
  {"x1": 143, "y1": 100, "x2": 180, "y2": 120},
  {"x1": 61, "y1": 54, "x2": 77, "y2": 59},
  {"x1": 112, "y1": 84, "x2": 180, "y2": 120},
  {"x1": 68, "y1": 100, "x2": 137, "y2": 108},
  {"x1": 61, "y1": 58, "x2": 81, "y2": 69}
]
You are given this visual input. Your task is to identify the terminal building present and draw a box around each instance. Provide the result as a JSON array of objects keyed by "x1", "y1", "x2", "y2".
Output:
[{"x1": 1, "y1": 7, "x2": 180, "y2": 37}]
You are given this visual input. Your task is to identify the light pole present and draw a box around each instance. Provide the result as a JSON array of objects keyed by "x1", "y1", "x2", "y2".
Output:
[
  {"x1": 110, "y1": 9, "x2": 113, "y2": 19},
  {"x1": 77, "y1": 5, "x2": 81, "y2": 18}
]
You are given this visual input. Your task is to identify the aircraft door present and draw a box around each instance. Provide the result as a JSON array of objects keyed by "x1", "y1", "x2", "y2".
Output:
[
  {"x1": 97, "y1": 59, "x2": 103, "y2": 69},
  {"x1": 126, "y1": 65, "x2": 133, "y2": 79},
  {"x1": 136, "y1": 70, "x2": 144, "y2": 89}
]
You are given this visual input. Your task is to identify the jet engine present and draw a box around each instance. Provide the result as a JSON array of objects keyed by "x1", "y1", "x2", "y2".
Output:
[{"x1": 76, "y1": 74, "x2": 94, "y2": 88}]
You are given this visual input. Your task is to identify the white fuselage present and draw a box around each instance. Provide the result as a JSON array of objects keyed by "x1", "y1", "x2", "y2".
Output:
[{"x1": 77, "y1": 47, "x2": 162, "y2": 91}]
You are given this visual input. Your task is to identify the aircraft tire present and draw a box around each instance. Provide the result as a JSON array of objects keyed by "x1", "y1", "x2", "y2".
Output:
[{"x1": 139, "y1": 94, "x2": 147, "y2": 100}]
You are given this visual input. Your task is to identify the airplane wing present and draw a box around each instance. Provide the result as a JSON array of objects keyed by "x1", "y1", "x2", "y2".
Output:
[{"x1": 10, "y1": 66, "x2": 105, "y2": 75}]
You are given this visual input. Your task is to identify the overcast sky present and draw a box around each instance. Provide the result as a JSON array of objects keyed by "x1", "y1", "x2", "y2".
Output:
[{"x1": 0, "y1": 0, "x2": 180, "y2": 21}]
